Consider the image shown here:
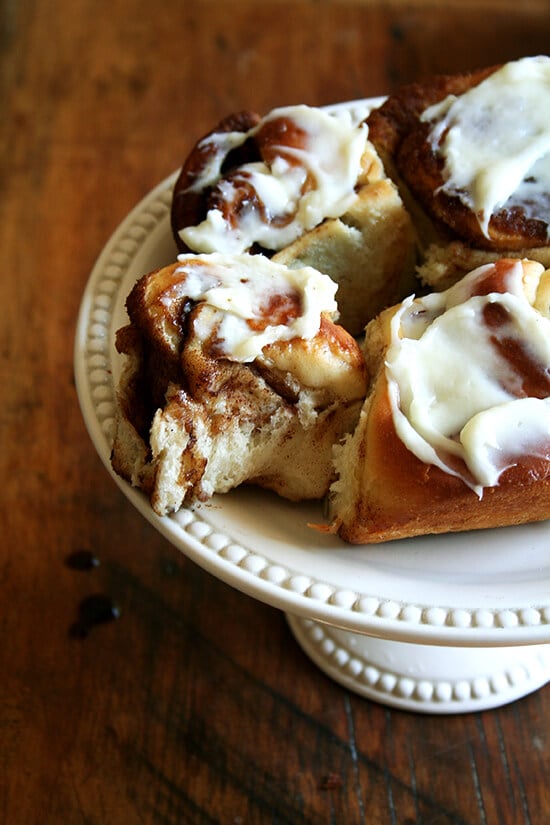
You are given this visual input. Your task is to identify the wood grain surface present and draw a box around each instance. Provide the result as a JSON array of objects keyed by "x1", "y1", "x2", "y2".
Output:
[{"x1": 2, "y1": 1, "x2": 550, "y2": 823}]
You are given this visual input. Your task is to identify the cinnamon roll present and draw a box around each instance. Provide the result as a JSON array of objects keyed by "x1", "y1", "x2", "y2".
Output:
[
  {"x1": 111, "y1": 253, "x2": 367, "y2": 516},
  {"x1": 327, "y1": 258, "x2": 550, "y2": 543},
  {"x1": 367, "y1": 56, "x2": 550, "y2": 290}
]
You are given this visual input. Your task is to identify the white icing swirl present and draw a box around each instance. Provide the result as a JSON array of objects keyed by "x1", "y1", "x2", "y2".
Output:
[
  {"x1": 173, "y1": 252, "x2": 338, "y2": 362},
  {"x1": 179, "y1": 105, "x2": 368, "y2": 253},
  {"x1": 386, "y1": 259, "x2": 550, "y2": 494},
  {"x1": 421, "y1": 56, "x2": 550, "y2": 237}
]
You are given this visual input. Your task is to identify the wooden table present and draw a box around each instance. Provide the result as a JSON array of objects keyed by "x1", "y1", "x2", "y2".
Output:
[{"x1": 3, "y1": 1, "x2": 550, "y2": 822}]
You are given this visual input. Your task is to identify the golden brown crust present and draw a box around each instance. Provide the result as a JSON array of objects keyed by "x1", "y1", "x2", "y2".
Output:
[{"x1": 335, "y1": 368, "x2": 550, "y2": 545}]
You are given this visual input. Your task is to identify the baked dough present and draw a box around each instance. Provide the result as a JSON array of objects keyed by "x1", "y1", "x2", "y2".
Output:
[
  {"x1": 171, "y1": 104, "x2": 416, "y2": 335},
  {"x1": 327, "y1": 259, "x2": 550, "y2": 543},
  {"x1": 111, "y1": 254, "x2": 367, "y2": 516}
]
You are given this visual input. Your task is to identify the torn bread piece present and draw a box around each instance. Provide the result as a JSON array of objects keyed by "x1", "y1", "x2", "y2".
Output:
[
  {"x1": 111, "y1": 253, "x2": 367, "y2": 516},
  {"x1": 327, "y1": 259, "x2": 550, "y2": 543},
  {"x1": 171, "y1": 104, "x2": 416, "y2": 335}
]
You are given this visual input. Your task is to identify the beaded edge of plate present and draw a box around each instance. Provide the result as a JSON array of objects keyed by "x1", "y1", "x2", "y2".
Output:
[{"x1": 288, "y1": 616, "x2": 550, "y2": 712}]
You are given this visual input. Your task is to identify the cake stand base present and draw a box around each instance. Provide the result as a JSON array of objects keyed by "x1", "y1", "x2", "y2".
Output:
[{"x1": 287, "y1": 615, "x2": 550, "y2": 713}]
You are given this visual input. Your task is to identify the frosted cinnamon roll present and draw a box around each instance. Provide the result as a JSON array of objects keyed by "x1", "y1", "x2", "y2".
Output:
[
  {"x1": 327, "y1": 258, "x2": 550, "y2": 543},
  {"x1": 171, "y1": 104, "x2": 416, "y2": 335},
  {"x1": 367, "y1": 56, "x2": 550, "y2": 290},
  {"x1": 111, "y1": 253, "x2": 367, "y2": 516}
]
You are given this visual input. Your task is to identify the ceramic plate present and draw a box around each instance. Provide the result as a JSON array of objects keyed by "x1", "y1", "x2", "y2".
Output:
[{"x1": 74, "y1": 101, "x2": 550, "y2": 650}]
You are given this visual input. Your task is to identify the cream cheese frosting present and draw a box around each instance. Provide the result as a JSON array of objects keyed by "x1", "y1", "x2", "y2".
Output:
[
  {"x1": 172, "y1": 252, "x2": 338, "y2": 362},
  {"x1": 178, "y1": 104, "x2": 368, "y2": 254},
  {"x1": 385, "y1": 259, "x2": 550, "y2": 494},
  {"x1": 421, "y1": 56, "x2": 550, "y2": 238}
]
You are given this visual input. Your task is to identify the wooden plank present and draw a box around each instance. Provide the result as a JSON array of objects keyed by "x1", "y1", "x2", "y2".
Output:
[{"x1": 2, "y1": 1, "x2": 550, "y2": 823}]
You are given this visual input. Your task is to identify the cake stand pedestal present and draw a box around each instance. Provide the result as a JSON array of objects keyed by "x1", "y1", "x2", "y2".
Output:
[{"x1": 288, "y1": 615, "x2": 550, "y2": 713}]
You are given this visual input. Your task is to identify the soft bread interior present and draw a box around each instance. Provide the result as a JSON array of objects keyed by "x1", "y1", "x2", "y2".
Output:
[{"x1": 273, "y1": 177, "x2": 417, "y2": 335}]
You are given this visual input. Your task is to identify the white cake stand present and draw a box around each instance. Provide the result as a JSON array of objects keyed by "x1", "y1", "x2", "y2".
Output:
[{"x1": 74, "y1": 117, "x2": 550, "y2": 715}]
